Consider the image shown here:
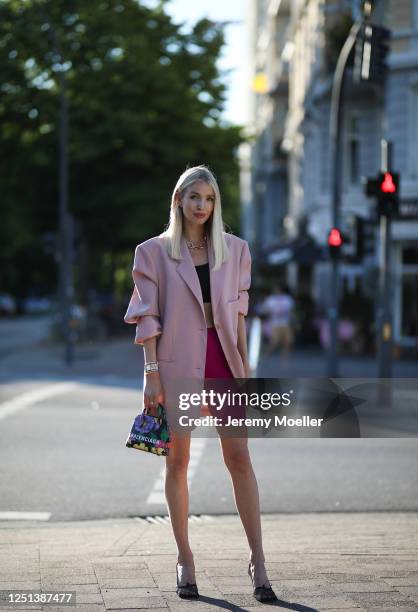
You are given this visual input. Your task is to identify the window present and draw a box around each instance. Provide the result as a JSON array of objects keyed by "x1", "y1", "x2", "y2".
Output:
[
  {"x1": 403, "y1": 247, "x2": 418, "y2": 264},
  {"x1": 409, "y1": 85, "x2": 418, "y2": 178},
  {"x1": 346, "y1": 115, "x2": 361, "y2": 187},
  {"x1": 401, "y1": 273, "x2": 418, "y2": 339}
]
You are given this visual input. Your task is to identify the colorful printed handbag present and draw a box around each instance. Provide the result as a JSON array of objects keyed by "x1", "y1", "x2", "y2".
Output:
[{"x1": 125, "y1": 403, "x2": 171, "y2": 456}]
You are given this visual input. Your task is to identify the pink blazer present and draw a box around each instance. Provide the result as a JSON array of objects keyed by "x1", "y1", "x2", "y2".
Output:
[{"x1": 124, "y1": 232, "x2": 251, "y2": 422}]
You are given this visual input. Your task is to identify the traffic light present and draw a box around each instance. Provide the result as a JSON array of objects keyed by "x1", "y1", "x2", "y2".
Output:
[
  {"x1": 327, "y1": 227, "x2": 343, "y2": 260},
  {"x1": 354, "y1": 23, "x2": 391, "y2": 84},
  {"x1": 380, "y1": 171, "x2": 397, "y2": 194},
  {"x1": 364, "y1": 171, "x2": 400, "y2": 217},
  {"x1": 372, "y1": 24, "x2": 391, "y2": 82},
  {"x1": 378, "y1": 171, "x2": 399, "y2": 216}
]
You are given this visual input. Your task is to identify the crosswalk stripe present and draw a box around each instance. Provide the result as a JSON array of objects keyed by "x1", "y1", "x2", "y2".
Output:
[
  {"x1": 146, "y1": 438, "x2": 207, "y2": 505},
  {"x1": 0, "y1": 383, "x2": 77, "y2": 421},
  {"x1": 0, "y1": 511, "x2": 51, "y2": 520}
]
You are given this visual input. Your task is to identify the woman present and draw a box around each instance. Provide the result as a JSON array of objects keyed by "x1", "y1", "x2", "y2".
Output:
[{"x1": 124, "y1": 165, "x2": 277, "y2": 603}]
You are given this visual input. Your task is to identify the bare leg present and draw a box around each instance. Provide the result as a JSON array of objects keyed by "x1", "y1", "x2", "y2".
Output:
[
  {"x1": 219, "y1": 434, "x2": 271, "y2": 587},
  {"x1": 280, "y1": 342, "x2": 290, "y2": 367},
  {"x1": 164, "y1": 431, "x2": 196, "y2": 584},
  {"x1": 280, "y1": 328, "x2": 292, "y2": 367},
  {"x1": 266, "y1": 327, "x2": 279, "y2": 355}
]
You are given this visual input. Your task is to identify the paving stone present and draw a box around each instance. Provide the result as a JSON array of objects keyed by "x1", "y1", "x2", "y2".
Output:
[
  {"x1": 0, "y1": 573, "x2": 39, "y2": 582},
  {"x1": 363, "y1": 608, "x2": 417, "y2": 612},
  {"x1": 111, "y1": 609, "x2": 168, "y2": 612},
  {"x1": 41, "y1": 571, "x2": 97, "y2": 581},
  {"x1": 398, "y1": 586, "x2": 418, "y2": 596},
  {"x1": 45, "y1": 606, "x2": 106, "y2": 612},
  {"x1": 167, "y1": 606, "x2": 229, "y2": 612},
  {"x1": 280, "y1": 595, "x2": 368, "y2": 609},
  {"x1": 331, "y1": 580, "x2": 398, "y2": 593},
  {"x1": 215, "y1": 584, "x2": 255, "y2": 595},
  {"x1": 40, "y1": 576, "x2": 99, "y2": 586},
  {"x1": 0, "y1": 609, "x2": 43, "y2": 612},
  {"x1": 102, "y1": 587, "x2": 165, "y2": 609},
  {"x1": 0, "y1": 581, "x2": 40, "y2": 589},
  {"x1": 349, "y1": 590, "x2": 417, "y2": 606},
  {"x1": 95, "y1": 569, "x2": 153, "y2": 579},
  {"x1": 73, "y1": 593, "x2": 105, "y2": 605},
  {"x1": 98, "y1": 578, "x2": 160, "y2": 589},
  {"x1": 93, "y1": 561, "x2": 148, "y2": 570},
  {"x1": 322, "y1": 573, "x2": 381, "y2": 582},
  {"x1": 57, "y1": 584, "x2": 101, "y2": 594},
  {"x1": 384, "y1": 577, "x2": 418, "y2": 587},
  {"x1": 105, "y1": 595, "x2": 167, "y2": 609}
]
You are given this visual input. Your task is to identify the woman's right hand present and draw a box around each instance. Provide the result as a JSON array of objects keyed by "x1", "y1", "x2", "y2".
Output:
[{"x1": 143, "y1": 372, "x2": 165, "y2": 414}]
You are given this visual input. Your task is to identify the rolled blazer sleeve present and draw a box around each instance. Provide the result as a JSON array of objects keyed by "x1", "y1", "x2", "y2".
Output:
[
  {"x1": 124, "y1": 243, "x2": 162, "y2": 345},
  {"x1": 238, "y1": 240, "x2": 251, "y2": 316}
]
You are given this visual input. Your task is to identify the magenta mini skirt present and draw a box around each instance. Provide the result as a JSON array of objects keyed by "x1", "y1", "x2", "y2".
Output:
[{"x1": 203, "y1": 327, "x2": 246, "y2": 429}]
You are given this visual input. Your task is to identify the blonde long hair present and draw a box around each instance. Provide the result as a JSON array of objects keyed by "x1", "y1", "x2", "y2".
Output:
[{"x1": 159, "y1": 165, "x2": 229, "y2": 270}]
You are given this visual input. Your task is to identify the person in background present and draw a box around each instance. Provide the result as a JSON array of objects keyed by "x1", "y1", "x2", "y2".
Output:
[{"x1": 261, "y1": 283, "x2": 295, "y2": 365}]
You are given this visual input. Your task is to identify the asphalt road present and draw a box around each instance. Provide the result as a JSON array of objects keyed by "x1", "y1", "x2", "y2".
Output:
[{"x1": 1, "y1": 377, "x2": 418, "y2": 522}]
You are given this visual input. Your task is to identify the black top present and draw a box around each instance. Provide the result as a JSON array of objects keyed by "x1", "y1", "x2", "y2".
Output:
[{"x1": 195, "y1": 262, "x2": 211, "y2": 303}]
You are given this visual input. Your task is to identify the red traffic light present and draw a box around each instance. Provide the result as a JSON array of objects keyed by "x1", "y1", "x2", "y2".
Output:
[
  {"x1": 380, "y1": 172, "x2": 397, "y2": 194},
  {"x1": 328, "y1": 228, "x2": 343, "y2": 248}
]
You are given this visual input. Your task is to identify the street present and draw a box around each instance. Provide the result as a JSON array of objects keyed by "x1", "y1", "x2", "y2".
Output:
[{"x1": 0, "y1": 329, "x2": 417, "y2": 522}]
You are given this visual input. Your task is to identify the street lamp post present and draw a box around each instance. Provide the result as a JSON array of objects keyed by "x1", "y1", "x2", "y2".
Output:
[
  {"x1": 327, "y1": 22, "x2": 362, "y2": 377},
  {"x1": 41, "y1": 10, "x2": 75, "y2": 366}
]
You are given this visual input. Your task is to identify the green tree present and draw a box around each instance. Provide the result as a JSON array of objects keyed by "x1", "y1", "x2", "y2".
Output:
[{"x1": 0, "y1": 0, "x2": 245, "y2": 300}]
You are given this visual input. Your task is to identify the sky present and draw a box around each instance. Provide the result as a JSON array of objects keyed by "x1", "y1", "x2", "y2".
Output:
[{"x1": 162, "y1": 0, "x2": 250, "y2": 126}]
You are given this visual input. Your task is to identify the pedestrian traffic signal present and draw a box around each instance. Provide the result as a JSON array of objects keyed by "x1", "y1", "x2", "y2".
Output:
[
  {"x1": 354, "y1": 22, "x2": 391, "y2": 84},
  {"x1": 327, "y1": 228, "x2": 343, "y2": 260},
  {"x1": 380, "y1": 171, "x2": 397, "y2": 194},
  {"x1": 378, "y1": 171, "x2": 399, "y2": 216},
  {"x1": 372, "y1": 24, "x2": 391, "y2": 82},
  {"x1": 364, "y1": 171, "x2": 400, "y2": 217}
]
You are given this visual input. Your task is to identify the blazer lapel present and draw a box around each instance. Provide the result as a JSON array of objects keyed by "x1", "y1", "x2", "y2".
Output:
[
  {"x1": 176, "y1": 233, "x2": 223, "y2": 317},
  {"x1": 177, "y1": 236, "x2": 204, "y2": 316}
]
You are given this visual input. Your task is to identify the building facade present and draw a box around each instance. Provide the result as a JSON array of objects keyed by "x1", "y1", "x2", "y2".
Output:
[{"x1": 243, "y1": 0, "x2": 418, "y2": 352}]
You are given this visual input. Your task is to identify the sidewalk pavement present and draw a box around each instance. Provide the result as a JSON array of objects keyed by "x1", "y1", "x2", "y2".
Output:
[{"x1": 1, "y1": 512, "x2": 417, "y2": 612}]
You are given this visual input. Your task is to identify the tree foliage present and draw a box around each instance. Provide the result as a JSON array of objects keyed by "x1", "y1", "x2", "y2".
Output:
[{"x1": 0, "y1": 0, "x2": 245, "y2": 298}]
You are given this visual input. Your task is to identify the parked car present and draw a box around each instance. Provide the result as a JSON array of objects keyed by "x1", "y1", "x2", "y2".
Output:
[
  {"x1": 21, "y1": 296, "x2": 53, "y2": 314},
  {"x1": 0, "y1": 293, "x2": 17, "y2": 315}
]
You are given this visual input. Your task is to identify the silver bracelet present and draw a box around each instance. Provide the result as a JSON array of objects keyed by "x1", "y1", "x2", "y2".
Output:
[{"x1": 144, "y1": 361, "x2": 159, "y2": 373}]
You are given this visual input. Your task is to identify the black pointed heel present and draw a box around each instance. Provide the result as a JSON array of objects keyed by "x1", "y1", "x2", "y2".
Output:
[
  {"x1": 248, "y1": 562, "x2": 277, "y2": 603},
  {"x1": 176, "y1": 562, "x2": 199, "y2": 599}
]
